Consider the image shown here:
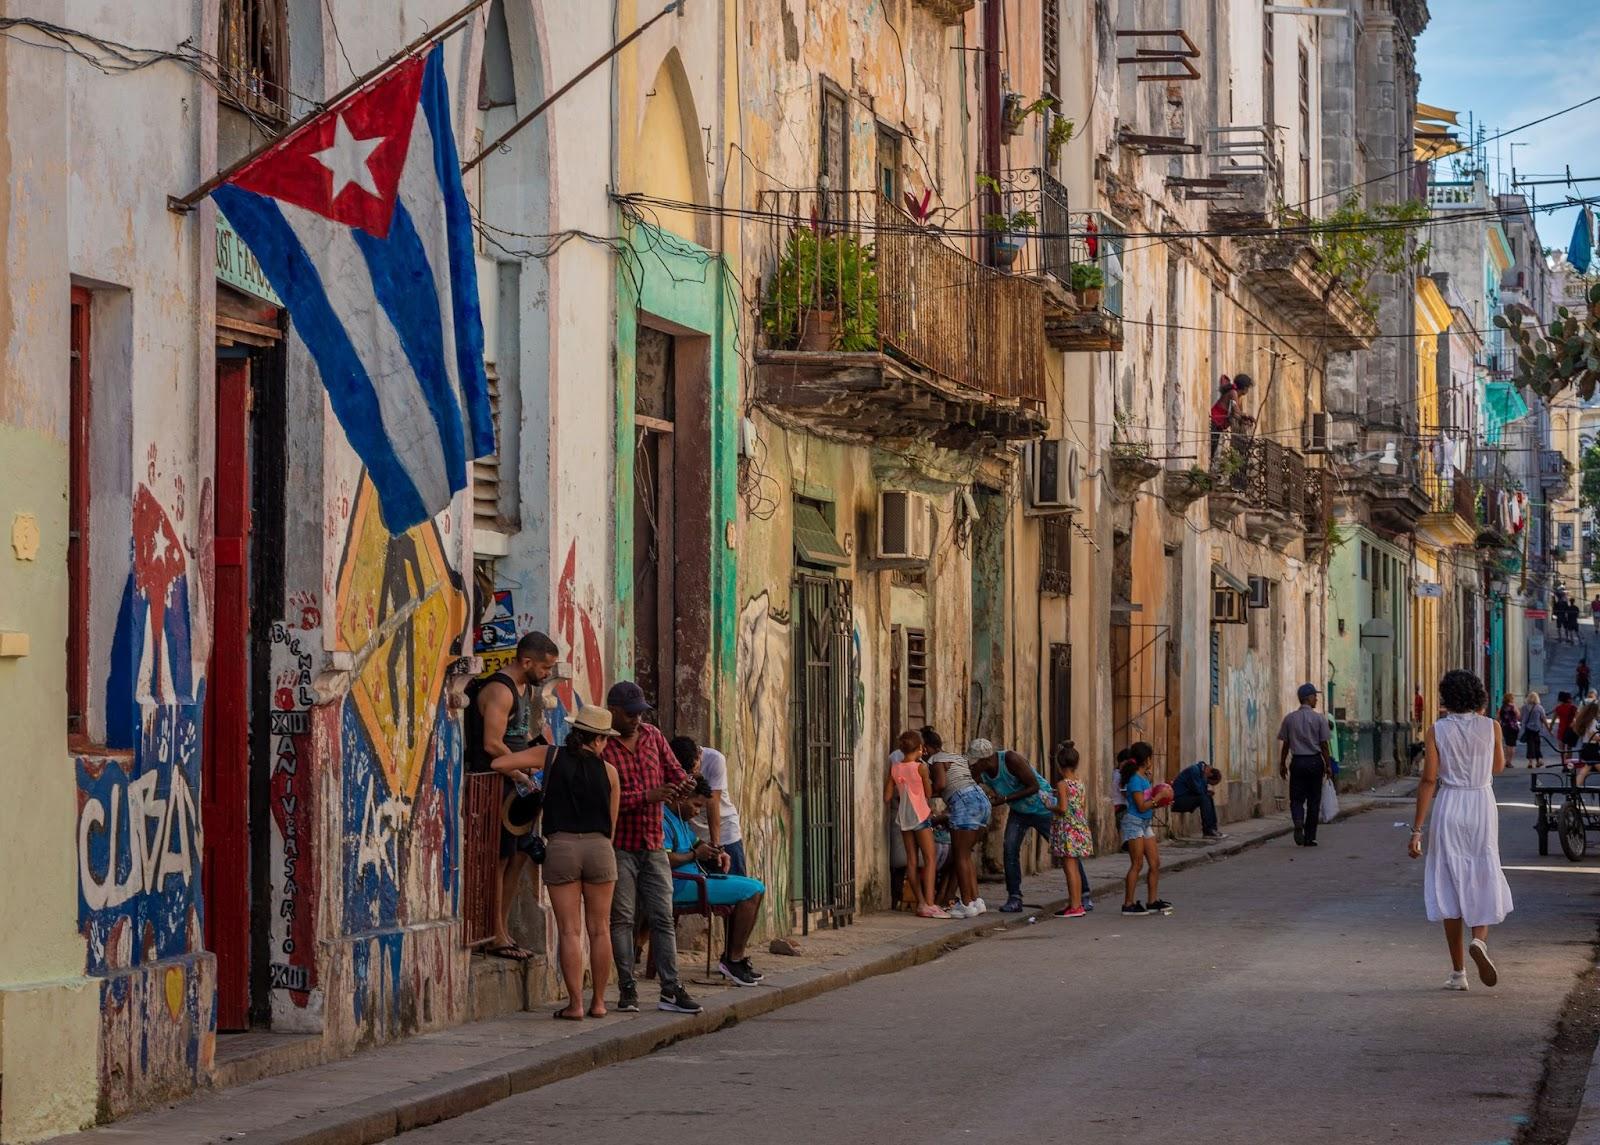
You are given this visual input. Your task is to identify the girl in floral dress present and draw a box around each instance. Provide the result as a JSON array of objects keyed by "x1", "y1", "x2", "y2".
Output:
[{"x1": 1050, "y1": 741, "x2": 1095, "y2": 919}]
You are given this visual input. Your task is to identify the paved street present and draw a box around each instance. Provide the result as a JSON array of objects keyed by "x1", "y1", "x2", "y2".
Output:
[{"x1": 408, "y1": 786, "x2": 1597, "y2": 1145}]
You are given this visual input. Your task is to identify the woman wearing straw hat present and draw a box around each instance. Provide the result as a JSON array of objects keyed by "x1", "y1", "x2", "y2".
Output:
[{"x1": 540, "y1": 705, "x2": 622, "y2": 1020}]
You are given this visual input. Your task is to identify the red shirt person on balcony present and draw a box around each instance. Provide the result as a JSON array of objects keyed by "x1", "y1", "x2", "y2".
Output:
[{"x1": 1209, "y1": 373, "x2": 1254, "y2": 460}]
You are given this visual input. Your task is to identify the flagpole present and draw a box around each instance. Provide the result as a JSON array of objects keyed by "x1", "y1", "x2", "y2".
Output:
[
  {"x1": 460, "y1": 0, "x2": 686, "y2": 175},
  {"x1": 168, "y1": 0, "x2": 493, "y2": 213}
]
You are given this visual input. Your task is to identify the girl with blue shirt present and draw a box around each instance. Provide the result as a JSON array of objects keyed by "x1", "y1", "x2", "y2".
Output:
[{"x1": 1119, "y1": 744, "x2": 1172, "y2": 917}]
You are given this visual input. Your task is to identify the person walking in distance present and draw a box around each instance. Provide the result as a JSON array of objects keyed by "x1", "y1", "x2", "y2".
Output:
[
  {"x1": 1278, "y1": 683, "x2": 1333, "y2": 847},
  {"x1": 540, "y1": 705, "x2": 621, "y2": 1020},
  {"x1": 602, "y1": 681, "x2": 701, "y2": 1015},
  {"x1": 1410, "y1": 670, "x2": 1513, "y2": 990},
  {"x1": 1521, "y1": 692, "x2": 1548, "y2": 766},
  {"x1": 1497, "y1": 693, "x2": 1521, "y2": 761}
]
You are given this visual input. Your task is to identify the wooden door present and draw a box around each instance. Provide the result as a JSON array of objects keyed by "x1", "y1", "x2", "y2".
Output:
[{"x1": 205, "y1": 358, "x2": 253, "y2": 1030}]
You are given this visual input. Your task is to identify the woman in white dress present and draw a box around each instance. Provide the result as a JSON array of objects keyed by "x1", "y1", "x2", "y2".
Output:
[{"x1": 1409, "y1": 670, "x2": 1514, "y2": 990}]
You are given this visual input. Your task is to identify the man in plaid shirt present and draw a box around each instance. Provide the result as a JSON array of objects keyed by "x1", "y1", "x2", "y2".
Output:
[{"x1": 604, "y1": 680, "x2": 702, "y2": 1015}]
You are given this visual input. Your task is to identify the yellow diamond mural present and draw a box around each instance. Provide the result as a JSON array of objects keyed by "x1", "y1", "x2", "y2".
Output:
[{"x1": 334, "y1": 478, "x2": 465, "y2": 801}]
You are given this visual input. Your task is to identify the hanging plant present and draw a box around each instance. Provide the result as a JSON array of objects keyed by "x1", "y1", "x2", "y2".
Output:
[
  {"x1": 1046, "y1": 116, "x2": 1076, "y2": 168},
  {"x1": 1286, "y1": 196, "x2": 1432, "y2": 317}
]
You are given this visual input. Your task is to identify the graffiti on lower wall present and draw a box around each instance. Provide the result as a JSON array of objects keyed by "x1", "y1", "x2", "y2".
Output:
[
  {"x1": 1225, "y1": 661, "x2": 1268, "y2": 787},
  {"x1": 736, "y1": 591, "x2": 792, "y2": 929},
  {"x1": 267, "y1": 611, "x2": 321, "y2": 1012},
  {"x1": 551, "y1": 540, "x2": 605, "y2": 740},
  {"x1": 334, "y1": 477, "x2": 464, "y2": 935}
]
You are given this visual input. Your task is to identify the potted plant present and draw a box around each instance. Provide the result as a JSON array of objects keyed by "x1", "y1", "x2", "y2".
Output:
[
  {"x1": 975, "y1": 174, "x2": 1035, "y2": 270},
  {"x1": 1107, "y1": 436, "x2": 1162, "y2": 500},
  {"x1": 1002, "y1": 93, "x2": 1055, "y2": 138},
  {"x1": 1070, "y1": 261, "x2": 1105, "y2": 308},
  {"x1": 762, "y1": 226, "x2": 879, "y2": 351},
  {"x1": 1046, "y1": 115, "x2": 1075, "y2": 168},
  {"x1": 1163, "y1": 464, "x2": 1214, "y2": 512}
]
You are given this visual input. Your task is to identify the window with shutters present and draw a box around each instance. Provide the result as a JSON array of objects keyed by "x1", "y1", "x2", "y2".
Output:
[
  {"x1": 906, "y1": 627, "x2": 928, "y2": 726},
  {"x1": 471, "y1": 360, "x2": 503, "y2": 531},
  {"x1": 876, "y1": 124, "x2": 902, "y2": 203},
  {"x1": 1042, "y1": 0, "x2": 1061, "y2": 101},
  {"x1": 820, "y1": 80, "x2": 849, "y2": 218},
  {"x1": 1040, "y1": 515, "x2": 1071, "y2": 595},
  {"x1": 1297, "y1": 44, "x2": 1311, "y2": 206},
  {"x1": 1262, "y1": 12, "x2": 1275, "y2": 129},
  {"x1": 218, "y1": 0, "x2": 289, "y2": 125}
]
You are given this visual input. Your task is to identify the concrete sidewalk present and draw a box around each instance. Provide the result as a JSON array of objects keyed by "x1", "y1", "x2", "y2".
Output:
[{"x1": 49, "y1": 785, "x2": 1409, "y2": 1145}]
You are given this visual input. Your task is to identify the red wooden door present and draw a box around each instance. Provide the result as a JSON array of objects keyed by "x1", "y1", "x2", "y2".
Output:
[{"x1": 204, "y1": 358, "x2": 253, "y2": 1030}]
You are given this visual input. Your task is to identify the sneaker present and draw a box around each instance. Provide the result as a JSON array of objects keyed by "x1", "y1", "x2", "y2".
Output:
[
  {"x1": 1203, "y1": 831, "x2": 1228, "y2": 840},
  {"x1": 968, "y1": 897, "x2": 988, "y2": 916},
  {"x1": 735, "y1": 958, "x2": 764, "y2": 982},
  {"x1": 916, "y1": 904, "x2": 952, "y2": 918},
  {"x1": 616, "y1": 986, "x2": 639, "y2": 1013},
  {"x1": 1121, "y1": 902, "x2": 1151, "y2": 917},
  {"x1": 717, "y1": 957, "x2": 759, "y2": 987},
  {"x1": 1149, "y1": 899, "x2": 1174, "y2": 915},
  {"x1": 1293, "y1": 825, "x2": 1306, "y2": 846},
  {"x1": 1304, "y1": 839, "x2": 1319, "y2": 847},
  {"x1": 999, "y1": 895, "x2": 1024, "y2": 913},
  {"x1": 1053, "y1": 906, "x2": 1087, "y2": 919},
  {"x1": 658, "y1": 986, "x2": 703, "y2": 1014},
  {"x1": 1469, "y1": 939, "x2": 1499, "y2": 987},
  {"x1": 947, "y1": 901, "x2": 972, "y2": 919},
  {"x1": 1082, "y1": 898, "x2": 1094, "y2": 912},
  {"x1": 1443, "y1": 971, "x2": 1469, "y2": 991}
]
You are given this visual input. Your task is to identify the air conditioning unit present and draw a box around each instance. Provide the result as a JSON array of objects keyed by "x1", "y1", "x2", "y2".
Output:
[
  {"x1": 877, "y1": 490, "x2": 934, "y2": 561},
  {"x1": 1303, "y1": 412, "x2": 1329, "y2": 453},
  {"x1": 1247, "y1": 575, "x2": 1271, "y2": 609},
  {"x1": 1211, "y1": 586, "x2": 1246, "y2": 624},
  {"x1": 1025, "y1": 438, "x2": 1081, "y2": 511}
]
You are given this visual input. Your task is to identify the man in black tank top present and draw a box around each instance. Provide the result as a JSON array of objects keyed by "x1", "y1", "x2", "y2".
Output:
[{"x1": 475, "y1": 631, "x2": 559, "y2": 960}]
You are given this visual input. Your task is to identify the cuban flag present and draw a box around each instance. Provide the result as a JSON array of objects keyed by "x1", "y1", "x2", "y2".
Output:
[{"x1": 213, "y1": 46, "x2": 493, "y2": 533}]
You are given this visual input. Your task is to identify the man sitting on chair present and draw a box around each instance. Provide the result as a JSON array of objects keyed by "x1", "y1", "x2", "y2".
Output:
[{"x1": 663, "y1": 776, "x2": 767, "y2": 988}]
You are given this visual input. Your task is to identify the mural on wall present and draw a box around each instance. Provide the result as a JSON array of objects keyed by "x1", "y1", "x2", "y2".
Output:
[
  {"x1": 1225, "y1": 661, "x2": 1269, "y2": 788},
  {"x1": 549, "y1": 540, "x2": 605, "y2": 740},
  {"x1": 80, "y1": 477, "x2": 214, "y2": 1111},
  {"x1": 736, "y1": 591, "x2": 792, "y2": 928},
  {"x1": 267, "y1": 606, "x2": 321, "y2": 1013},
  {"x1": 334, "y1": 477, "x2": 465, "y2": 936}
]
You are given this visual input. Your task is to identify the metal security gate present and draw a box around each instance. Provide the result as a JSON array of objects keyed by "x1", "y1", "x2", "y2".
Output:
[
  {"x1": 793, "y1": 574, "x2": 856, "y2": 932},
  {"x1": 1112, "y1": 622, "x2": 1171, "y2": 779}
]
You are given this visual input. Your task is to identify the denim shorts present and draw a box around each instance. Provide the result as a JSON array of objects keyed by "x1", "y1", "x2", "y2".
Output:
[
  {"x1": 1120, "y1": 815, "x2": 1156, "y2": 843},
  {"x1": 945, "y1": 784, "x2": 993, "y2": 831}
]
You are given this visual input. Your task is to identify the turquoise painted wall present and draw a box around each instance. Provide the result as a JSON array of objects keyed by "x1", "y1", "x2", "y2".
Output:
[{"x1": 613, "y1": 218, "x2": 740, "y2": 738}]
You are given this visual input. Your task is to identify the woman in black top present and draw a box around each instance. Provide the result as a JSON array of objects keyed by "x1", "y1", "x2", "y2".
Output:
[{"x1": 541, "y1": 705, "x2": 621, "y2": 1020}]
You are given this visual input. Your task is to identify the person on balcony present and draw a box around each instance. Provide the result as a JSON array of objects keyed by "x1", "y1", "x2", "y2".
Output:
[{"x1": 1209, "y1": 373, "x2": 1254, "y2": 461}]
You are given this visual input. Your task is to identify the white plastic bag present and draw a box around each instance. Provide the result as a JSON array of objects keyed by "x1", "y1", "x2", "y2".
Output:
[{"x1": 1320, "y1": 778, "x2": 1340, "y2": 824}]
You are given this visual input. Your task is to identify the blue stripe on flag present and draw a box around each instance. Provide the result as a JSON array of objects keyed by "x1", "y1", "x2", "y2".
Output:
[
  {"x1": 212, "y1": 184, "x2": 430, "y2": 530},
  {"x1": 421, "y1": 46, "x2": 494, "y2": 459},
  {"x1": 352, "y1": 200, "x2": 468, "y2": 495}
]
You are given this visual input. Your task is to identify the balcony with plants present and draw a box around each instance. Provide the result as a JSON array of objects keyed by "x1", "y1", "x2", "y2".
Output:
[
  {"x1": 1208, "y1": 435, "x2": 1314, "y2": 549},
  {"x1": 755, "y1": 190, "x2": 1048, "y2": 445},
  {"x1": 992, "y1": 169, "x2": 1124, "y2": 352}
]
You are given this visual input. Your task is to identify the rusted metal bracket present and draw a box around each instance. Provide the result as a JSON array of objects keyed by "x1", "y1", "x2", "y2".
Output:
[
  {"x1": 1117, "y1": 127, "x2": 1202, "y2": 155},
  {"x1": 1115, "y1": 29, "x2": 1201, "y2": 81}
]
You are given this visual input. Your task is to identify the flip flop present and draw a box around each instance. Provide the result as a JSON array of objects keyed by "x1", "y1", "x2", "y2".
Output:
[
  {"x1": 553, "y1": 1008, "x2": 585, "y2": 1020},
  {"x1": 486, "y1": 944, "x2": 534, "y2": 962}
]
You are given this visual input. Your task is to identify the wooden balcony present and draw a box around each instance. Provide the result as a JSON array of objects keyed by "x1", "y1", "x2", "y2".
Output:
[
  {"x1": 995, "y1": 171, "x2": 1124, "y2": 352},
  {"x1": 1417, "y1": 470, "x2": 1480, "y2": 548},
  {"x1": 755, "y1": 191, "x2": 1047, "y2": 445},
  {"x1": 1239, "y1": 239, "x2": 1377, "y2": 350}
]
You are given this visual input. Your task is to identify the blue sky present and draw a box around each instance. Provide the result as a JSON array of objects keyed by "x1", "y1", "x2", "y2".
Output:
[{"x1": 1416, "y1": 0, "x2": 1600, "y2": 250}]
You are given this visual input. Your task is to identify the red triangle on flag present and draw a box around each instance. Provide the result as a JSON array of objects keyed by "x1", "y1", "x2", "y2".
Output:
[{"x1": 228, "y1": 56, "x2": 427, "y2": 239}]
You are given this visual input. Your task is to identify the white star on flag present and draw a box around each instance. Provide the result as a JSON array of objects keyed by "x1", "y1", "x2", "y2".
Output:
[{"x1": 311, "y1": 114, "x2": 386, "y2": 202}]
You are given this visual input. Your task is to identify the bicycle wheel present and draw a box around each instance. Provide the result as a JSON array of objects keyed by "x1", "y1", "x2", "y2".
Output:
[{"x1": 1560, "y1": 799, "x2": 1587, "y2": 862}]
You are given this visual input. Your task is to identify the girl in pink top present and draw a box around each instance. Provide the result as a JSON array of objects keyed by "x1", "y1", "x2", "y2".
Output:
[{"x1": 885, "y1": 730, "x2": 947, "y2": 918}]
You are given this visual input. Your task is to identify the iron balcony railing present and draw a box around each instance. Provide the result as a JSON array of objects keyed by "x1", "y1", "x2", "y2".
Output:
[
  {"x1": 1212, "y1": 435, "x2": 1308, "y2": 518},
  {"x1": 1207, "y1": 126, "x2": 1283, "y2": 197},
  {"x1": 760, "y1": 189, "x2": 1045, "y2": 406},
  {"x1": 994, "y1": 170, "x2": 1125, "y2": 317},
  {"x1": 1425, "y1": 470, "x2": 1479, "y2": 522},
  {"x1": 1304, "y1": 466, "x2": 1333, "y2": 539}
]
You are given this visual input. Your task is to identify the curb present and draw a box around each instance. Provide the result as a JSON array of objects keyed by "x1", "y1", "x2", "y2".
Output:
[{"x1": 229, "y1": 797, "x2": 1386, "y2": 1145}]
